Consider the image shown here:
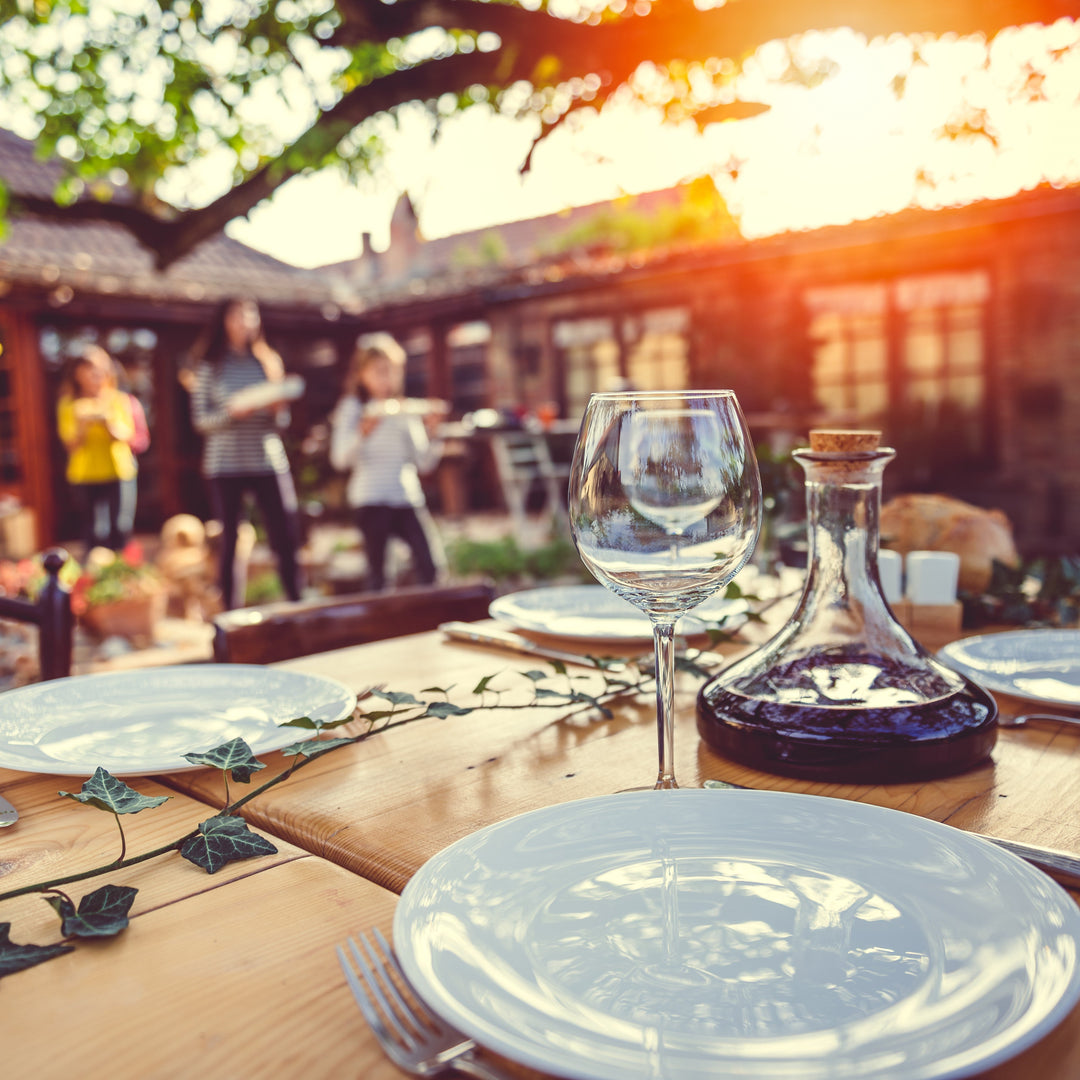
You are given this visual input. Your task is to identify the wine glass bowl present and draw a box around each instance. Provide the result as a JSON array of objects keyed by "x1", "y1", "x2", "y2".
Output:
[{"x1": 569, "y1": 391, "x2": 762, "y2": 788}]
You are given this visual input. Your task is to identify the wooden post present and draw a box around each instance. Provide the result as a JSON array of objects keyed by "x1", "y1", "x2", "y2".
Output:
[{"x1": 37, "y1": 548, "x2": 73, "y2": 680}]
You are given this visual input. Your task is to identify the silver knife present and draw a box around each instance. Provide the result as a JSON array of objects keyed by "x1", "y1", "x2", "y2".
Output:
[
  {"x1": 972, "y1": 834, "x2": 1080, "y2": 891},
  {"x1": 0, "y1": 793, "x2": 18, "y2": 827},
  {"x1": 439, "y1": 622, "x2": 630, "y2": 672},
  {"x1": 704, "y1": 780, "x2": 1080, "y2": 891}
]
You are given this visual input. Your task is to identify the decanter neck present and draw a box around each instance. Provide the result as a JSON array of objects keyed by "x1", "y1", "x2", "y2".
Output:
[{"x1": 792, "y1": 447, "x2": 896, "y2": 626}]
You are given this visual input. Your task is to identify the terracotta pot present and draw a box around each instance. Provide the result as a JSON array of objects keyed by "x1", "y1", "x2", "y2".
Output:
[{"x1": 82, "y1": 590, "x2": 166, "y2": 642}]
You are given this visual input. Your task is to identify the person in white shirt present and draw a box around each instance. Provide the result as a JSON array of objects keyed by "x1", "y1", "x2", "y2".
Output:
[{"x1": 329, "y1": 334, "x2": 446, "y2": 591}]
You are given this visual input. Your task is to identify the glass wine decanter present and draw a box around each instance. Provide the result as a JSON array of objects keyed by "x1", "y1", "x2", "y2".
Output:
[{"x1": 697, "y1": 429, "x2": 997, "y2": 782}]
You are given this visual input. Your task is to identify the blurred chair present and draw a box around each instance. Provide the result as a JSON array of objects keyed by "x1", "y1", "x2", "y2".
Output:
[
  {"x1": 489, "y1": 431, "x2": 570, "y2": 532},
  {"x1": 211, "y1": 580, "x2": 495, "y2": 665},
  {"x1": 0, "y1": 549, "x2": 73, "y2": 681}
]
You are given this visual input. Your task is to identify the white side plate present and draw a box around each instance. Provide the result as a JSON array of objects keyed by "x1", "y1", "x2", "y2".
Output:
[
  {"x1": 0, "y1": 664, "x2": 355, "y2": 776},
  {"x1": 489, "y1": 584, "x2": 748, "y2": 642},
  {"x1": 396, "y1": 789, "x2": 1080, "y2": 1080},
  {"x1": 938, "y1": 628, "x2": 1080, "y2": 707}
]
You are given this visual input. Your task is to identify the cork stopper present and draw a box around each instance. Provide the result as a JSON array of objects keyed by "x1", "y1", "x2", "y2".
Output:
[{"x1": 809, "y1": 429, "x2": 881, "y2": 453}]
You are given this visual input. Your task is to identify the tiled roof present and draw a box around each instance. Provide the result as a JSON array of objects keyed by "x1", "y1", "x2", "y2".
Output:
[
  {"x1": 322, "y1": 180, "x2": 1080, "y2": 318},
  {"x1": 0, "y1": 126, "x2": 350, "y2": 308}
]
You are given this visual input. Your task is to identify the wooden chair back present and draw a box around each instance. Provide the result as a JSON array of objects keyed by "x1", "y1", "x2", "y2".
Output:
[
  {"x1": 212, "y1": 580, "x2": 495, "y2": 665},
  {"x1": 0, "y1": 549, "x2": 73, "y2": 681}
]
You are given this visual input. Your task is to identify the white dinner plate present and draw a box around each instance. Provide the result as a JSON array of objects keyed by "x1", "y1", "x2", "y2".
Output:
[
  {"x1": 938, "y1": 628, "x2": 1080, "y2": 707},
  {"x1": 395, "y1": 789, "x2": 1080, "y2": 1080},
  {"x1": 489, "y1": 584, "x2": 748, "y2": 642},
  {"x1": 0, "y1": 664, "x2": 355, "y2": 776},
  {"x1": 228, "y1": 374, "x2": 305, "y2": 413}
]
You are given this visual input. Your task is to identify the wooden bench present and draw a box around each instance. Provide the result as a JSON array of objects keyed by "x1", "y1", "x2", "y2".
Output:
[{"x1": 211, "y1": 581, "x2": 495, "y2": 665}]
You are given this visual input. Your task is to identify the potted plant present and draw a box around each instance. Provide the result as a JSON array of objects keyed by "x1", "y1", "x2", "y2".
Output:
[{"x1": 72, "y1": 541, "x2": 165, "y2": 643}]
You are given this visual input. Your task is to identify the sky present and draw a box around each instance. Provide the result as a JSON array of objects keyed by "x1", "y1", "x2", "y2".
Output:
[{"x1": 224, "y1": 20, "x2": 1080, "y2": 269}]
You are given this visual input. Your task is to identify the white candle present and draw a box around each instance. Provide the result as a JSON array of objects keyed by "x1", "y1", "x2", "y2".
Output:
[
  {"x1": 905, "y1": 550, "x2": 960, "y2": 604},
  {"x1": 877, "y1": 549, "x2": 903, "y2": 604}
]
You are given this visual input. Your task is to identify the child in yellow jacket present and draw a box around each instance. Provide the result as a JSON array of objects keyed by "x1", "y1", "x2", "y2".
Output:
[{"x1": 57, "y1": 348, "x2": 136, "y2": 552}]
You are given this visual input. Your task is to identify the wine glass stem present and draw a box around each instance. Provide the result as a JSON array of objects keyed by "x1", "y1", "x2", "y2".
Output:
[{"x1": 653, "y1": 619, "x2": 678, "y2": 790}]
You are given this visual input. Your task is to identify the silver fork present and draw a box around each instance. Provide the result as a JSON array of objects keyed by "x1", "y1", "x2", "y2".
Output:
[
  {"x1": 336, "y1": 928, "x2": 512, "y2": 1080},
  {"x1": 999, "y1": 711, "x2": 1080, "y2": 728}
]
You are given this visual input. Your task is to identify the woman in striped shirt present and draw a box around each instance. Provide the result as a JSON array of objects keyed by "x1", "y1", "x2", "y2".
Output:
[
  {"x1": 190, "y1": 298, "x2": 302, "y2": 609},
  {"x1": 329, "y1": 334, "x2": 445, "y2": 591}
]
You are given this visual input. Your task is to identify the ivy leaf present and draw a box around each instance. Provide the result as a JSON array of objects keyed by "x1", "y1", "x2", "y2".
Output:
[
  {"x1": 520, "y1": 669, "x2": 549, "y2": 682},
  {"x1": 424, "y1": 701, "x2": 473, "y2": 719},
  {"x1": 182, "y1": 738, "x2": 266, "y2": 783},
  {"x1": 278, "y1": 715, "x2": 319, "y2": 729},
  {"x1": 472, "y1": 673, "x2": 502, "y2": 695},
  {"x1": 58, "y1": 768, "x2": 170, "y2": 815},
  {"x1": 278, "y1": 737, "x2": 355, "y2": 758},
  {"x1": 179, "y1": 815, "x2": 278, "y2": 875},
  {"x1": 371, "y1": 689, "x2": 421, "y2": 706},
  {"x1": 548, "y1": 659, "x2": 568, "y2": 676},
  {"x1": 45, "y1": 885, "x2": 138, "y2": 939},
  {"x1": 421, "y1": 685, "x2": 455, "y2": 695},
  {"x1": 0, "y1": 923, "x2": 74, "y2": 979},
  {"x1": 533, "y1": 686, "x2": 568, "y2": 699},
  {"x1": 358, "y1": 708, "x2": 398, "y2": 721}
]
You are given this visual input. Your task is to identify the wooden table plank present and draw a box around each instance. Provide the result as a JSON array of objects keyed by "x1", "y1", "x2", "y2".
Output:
[
  {"x1": 0, "y1": 773, "x2": 429, "y2": 1079},
  {"x1": 4, "y1": 854, "x2": 412, "y2": 1079},
  {"x1": 6, "y1": 610, "x2": 1080, "y2": 1080},
  {"x1": 161, "y1": 628, "x2": 1080, "y2": 894}
]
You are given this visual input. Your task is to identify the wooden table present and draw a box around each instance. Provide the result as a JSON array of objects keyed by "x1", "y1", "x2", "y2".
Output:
[{"x1": 3, "y1": 615, "x2": 1080, "y2": 1079}]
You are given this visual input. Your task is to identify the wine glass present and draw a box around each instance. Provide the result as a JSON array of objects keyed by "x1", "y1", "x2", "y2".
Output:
[{"x1": 568, "y1": 390, "x2": 761, "y2": 789}]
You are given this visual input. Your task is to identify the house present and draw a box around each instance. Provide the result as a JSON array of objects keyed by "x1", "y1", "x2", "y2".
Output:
[{"x1": 320, "y1": 179, "x2": 1080, "y2": 554}]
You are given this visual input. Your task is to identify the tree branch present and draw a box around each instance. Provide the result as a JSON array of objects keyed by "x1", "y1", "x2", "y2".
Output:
[{"x1": 13, "y1": 0, "x2": 1078, "y2": 268}]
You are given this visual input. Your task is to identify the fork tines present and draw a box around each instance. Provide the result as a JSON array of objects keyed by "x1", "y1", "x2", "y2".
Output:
[{"x1": 337, "y1": 927, "x2": 474, "y2": 1070}]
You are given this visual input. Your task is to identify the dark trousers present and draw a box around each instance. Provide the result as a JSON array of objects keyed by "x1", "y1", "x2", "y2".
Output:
[
  {"x1": 211, "y1": 472, "x2": 302, "y2": 609},
  {"x1": 357, "y1": 504, "x2": 437, "y2": 591},
  {"x1": 71, "y1": 480, "x2": 126, "y2": 553}
]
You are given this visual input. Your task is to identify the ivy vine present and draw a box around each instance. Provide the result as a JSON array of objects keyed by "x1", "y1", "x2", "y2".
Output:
[{"x1": 0, "y1": 632, "x2": 736, "y2": 982}]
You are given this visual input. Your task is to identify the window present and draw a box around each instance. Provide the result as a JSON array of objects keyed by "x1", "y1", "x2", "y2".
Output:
[
  {"x1": 556, "y1": 318, "x2": 621, "y2": 418},
  {"x1": 626, "y1": 308, "x2": 689, "y2": 393},
  {"x1": 805, "y1": 272, "x2": 990, "y2": 464}
]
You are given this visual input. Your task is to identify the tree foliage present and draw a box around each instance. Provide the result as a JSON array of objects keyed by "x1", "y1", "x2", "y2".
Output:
[{"x1": 0, "y1": 0, "x2": 1076, "y2": 267}]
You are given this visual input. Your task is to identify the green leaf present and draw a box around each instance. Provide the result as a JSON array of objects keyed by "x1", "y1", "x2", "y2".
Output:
[
  {"x1": 46, "y1": 885, "x2": 138, "y2": 939},
  {"x1": 0, "y1": 923, "x2": 74, "y2": 980},
  {"x1": 548, "y1": 660, "x2": 568, "y2": 676},
  {"x1": 58, "y1": 768, "x2": 170, "y2": 816},
  {"x1": 472, "y1": 673, "x2": 502, "y2": 695},
  {"x1": 278, "y1": 737, "x2": 355, "y2": 758},
  {"x1": 371, "y1": 689, "x2": 421, "y2": 706},
  {"x1": 182, "y1": 738, "x2": 267, "y2": 783},
  {"x1": 358, "y1": 709, "x2": 398, "y2": 721},
  {"x1": 179, "y1": 815, "x2": 278, "y2": 875},
  {"x1": 420, "y1": 685, "x2": 455, "y2": 695},
  {"x1": 278, "y1": 715, "x2": 319, "y2": 729},
  {"x1": 424, "y1": 701, "x2": 473, "y2": 719},
  {"x1": 533, "y1": 686, "x2": 569, "y2": 699}
]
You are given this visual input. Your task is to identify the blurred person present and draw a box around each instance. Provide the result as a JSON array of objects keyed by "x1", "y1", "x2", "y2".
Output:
[
  {"x1": 189, "y1": 298, "x2": 302, "y2": 609},
  {"x1": 329, "y1": 333, "x2": 445, "y2": 591},
  {"x1": 87, "y1": 346, "x2": 150, "y2": 540},
  {"x1": 56, "y1": 345, "x2": 137, "y2": 553}
]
